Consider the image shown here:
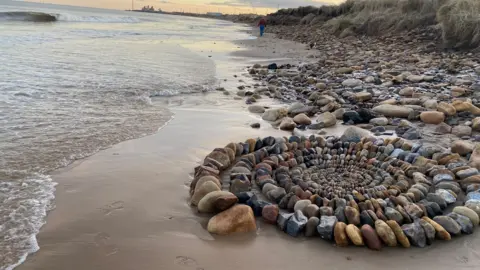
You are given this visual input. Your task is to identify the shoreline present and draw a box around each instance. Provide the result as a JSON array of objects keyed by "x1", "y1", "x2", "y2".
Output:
[{"x1": 14, "y1": 17, "x2": 480, "y2": 270}]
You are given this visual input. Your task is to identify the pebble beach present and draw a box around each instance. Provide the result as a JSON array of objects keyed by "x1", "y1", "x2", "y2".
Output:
[{"x1": 10, "y1": 2, "x2": 480, "y2": 270}]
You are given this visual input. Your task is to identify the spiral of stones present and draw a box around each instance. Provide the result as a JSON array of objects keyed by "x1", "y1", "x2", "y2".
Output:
[{"x1": 191, "y1": 134, "x2": 480, "y2": 249}]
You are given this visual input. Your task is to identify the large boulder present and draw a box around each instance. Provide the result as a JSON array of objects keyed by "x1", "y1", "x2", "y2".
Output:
[
  {"x1": 207, "y1": 205, "x2": 256, "y2": 235},
  {"x1": 372, "y1": 104, "x2": 413, "y2": 118}
]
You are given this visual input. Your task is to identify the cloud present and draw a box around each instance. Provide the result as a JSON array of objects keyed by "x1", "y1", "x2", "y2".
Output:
[{"x1": 208, "y1": 0, "x2": 331, "y2": 9}]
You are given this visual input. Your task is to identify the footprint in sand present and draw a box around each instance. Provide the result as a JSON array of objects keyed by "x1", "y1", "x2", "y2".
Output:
[
  {"x1": 100, "y1": 200, "x2": 125, "y2": 216},
  {"x1": 94, "y1": 232, "x2": 119, "y2": 256},
  {"x1": 174, "y1": 256, "x2": 204, "y2": 269}
]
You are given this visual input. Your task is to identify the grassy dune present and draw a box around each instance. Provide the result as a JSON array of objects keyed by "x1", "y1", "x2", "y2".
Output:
[{"x1": 269, "y1": 0, "x2": 480, "y2": 48}]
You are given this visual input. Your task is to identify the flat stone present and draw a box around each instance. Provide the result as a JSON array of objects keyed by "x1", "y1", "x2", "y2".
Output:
[
  {"x1": 435, "y1": 189, "x2": 456, "y2": 204},
  {"x1": 422, "y1": 216, "x2": 451, "y2": 240},
  {"x1": 447, "y1": 212, "x2": 473, "y2": 234},
  {"x1": 452, "y1": 206, "x2": 479, "y2": 226},
  {"x1": 402, "y1": 221, "x2": 426, "y2": 248},
  {"x1": 346, "y1": 224, "x2": 364, "y2": 246},
  {"x1": 334, "y1": 222, "x2": 349, "y2": 247},
  {"x1": 386, "y1": 220, "x2": 410, "y2": 248},
  {"x1": 375, "y1": 220, "x2": 397, "y2": 247},
  {"x1": 418, "y1": 219, "x2": 436, "y2": 245},
  {"x1": 433, "y1": 216, "x2": 462, "y2": 236},
  {"x1": 361, "y1": 224, "x2": 382, "y2": 250}
]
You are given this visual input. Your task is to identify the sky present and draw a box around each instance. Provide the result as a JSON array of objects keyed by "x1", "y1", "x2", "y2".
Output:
[{"x1": 25, "y1": 0, "x2": 343, "y2": 14}]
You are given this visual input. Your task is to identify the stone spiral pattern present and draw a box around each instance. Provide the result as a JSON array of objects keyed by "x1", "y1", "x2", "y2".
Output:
[{"x1": 190, "y1": 132, "x2": 480, "y2": 249}]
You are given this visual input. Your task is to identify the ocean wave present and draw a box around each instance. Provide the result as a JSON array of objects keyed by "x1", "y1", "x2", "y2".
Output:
[
  {"x1": 0, "y1": 170, "x2": 56, "y2": 270},
  {"x1": 55, "y1": 14, "x2": 141, "y2": 23},
  {"x1": 0, "y1": 11, "x2": 57, "y2": 22},
  {"x1": 0, "y1": 11, "x2": 141, "y2": 23}
]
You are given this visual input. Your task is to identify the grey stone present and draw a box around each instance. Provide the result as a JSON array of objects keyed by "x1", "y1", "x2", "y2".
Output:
[
  {"x1": 402, "y1": 221, "x2": 426, "y2": 247},
  {"x1": 447, "y1": 212, "x2": 473, "y2": 234},
  {"x1": 385, "y1": 207, "x2": 404, "y2": 225},
  {"x1": 277, "y1": 212, "x2": 294, "y2": 231},
  {"x1": 435, "y1": 189, "x2": 456, "y2": 204},
  {"x1": 305, "y1": 217, "x2": 320, "y2": 237},
  {"x1": 317, "y1": 215, "x2": 337, "y2": 240},
  {"x1": 433, "y1": 174, "x2": 454, "y2": 185},
  {"x1": 426, "y1": 193, "x2": 448, "y2": 209},
  {"x1": 286, "y1": 210, "x2": 308, "y2": 237},
  {"x1": 456, "y1": 168, "x2": 479, "y2": 179},
  {"x1": 433, "y1": 216, "x2": 462, "y2": 236},
  {"x1": 418, "y1": 219, "x2": 436, "y2": 245}
]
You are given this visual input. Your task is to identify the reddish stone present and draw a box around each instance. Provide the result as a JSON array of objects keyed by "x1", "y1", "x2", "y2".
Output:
[
  {"x1": 262, "y1": 204, "x2": 279, "y2": 224},
  {"x1": 361, "y1": 224, "x2": 382, "y2": 250}
]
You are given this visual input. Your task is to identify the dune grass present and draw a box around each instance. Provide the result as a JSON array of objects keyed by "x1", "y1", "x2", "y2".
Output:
[{"x1": 270, "y1": 0, "x2": 480, "y2": 48}]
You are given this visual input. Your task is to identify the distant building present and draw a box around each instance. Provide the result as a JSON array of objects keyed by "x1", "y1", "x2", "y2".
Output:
[{"x1": 206, "y1": 12, "x2": 222, "y2": 16}]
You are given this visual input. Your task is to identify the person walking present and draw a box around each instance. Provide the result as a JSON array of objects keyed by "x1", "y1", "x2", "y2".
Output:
[{"x1": 257, "y1": 17, "x2": 266, "y2": 37}]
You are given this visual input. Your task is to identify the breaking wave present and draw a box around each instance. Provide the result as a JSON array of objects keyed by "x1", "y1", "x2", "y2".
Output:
[
  {"x1": 0, "y1": 11, "x2": 57, "y2": 22},
  {"x1": 0, "y1": 11, "x2": 141, "y2": 23}
]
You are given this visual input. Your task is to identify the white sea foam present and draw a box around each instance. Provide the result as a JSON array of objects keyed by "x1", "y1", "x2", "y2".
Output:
[{"x1": 0, "y1": 172, "x2": 56, "y2": 270}]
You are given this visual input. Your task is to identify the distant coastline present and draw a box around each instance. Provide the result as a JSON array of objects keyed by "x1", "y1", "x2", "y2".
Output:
[{"x1": 129, "y1": 9, "x2": 261, "y2": 24}]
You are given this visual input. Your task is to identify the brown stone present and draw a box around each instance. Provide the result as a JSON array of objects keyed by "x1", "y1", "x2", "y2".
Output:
[
  {"x1": 346, "y1": 224, "x2": 364, "y2": 246},
  {"x1": 334, "y1": 222, "x2": 349, "y2": 247},
  {"x1": 207, "y1": 205, "x2": 256, "y2": 235},
  {"x1": 361, "y1": 224, "x2": 382, "y2": 250},
  {"x1": 262, "y1": 204, "x2": 279, "y2": 224},
  {"x1": 344, "y1": 206, "x2": 361, "y2": 225},
  {"x1": 190, "y1": 180, "x2": 221, "y2": 206},
  {"x1": 420, "y1": 111, "x2": 445, "y2": 124},
  {"x1": 386, "y1": 220, "x2": 410, "y2": 248},
  {"x1": 375, "y1": 220, "x2": 397, "y2": 247},
  {"x1": 421, "y1": 216, "x2": 451, "y2": 240}
]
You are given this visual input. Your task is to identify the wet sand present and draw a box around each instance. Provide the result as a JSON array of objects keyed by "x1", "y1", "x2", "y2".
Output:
[{"x1": 17, "y1": 33, "x2": 480, "y2": 270}]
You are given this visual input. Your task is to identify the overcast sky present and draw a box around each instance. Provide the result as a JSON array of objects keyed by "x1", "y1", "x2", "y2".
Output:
[{"x1": 24, "y1": 0, "x2": 342, "y2": 13}]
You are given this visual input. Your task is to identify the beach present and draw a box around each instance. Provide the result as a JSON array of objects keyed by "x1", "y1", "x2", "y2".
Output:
[
  {"x1": 3, "y1": 1, "x2": 480, "y2": 269},
  {"x1": 16, "y1": 33, "x2": 480, "y2": 270}
]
